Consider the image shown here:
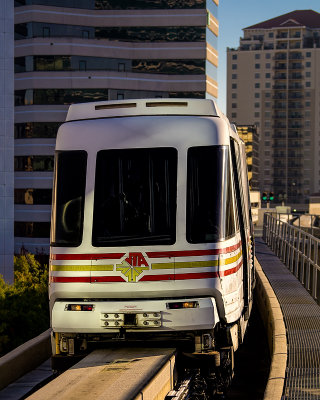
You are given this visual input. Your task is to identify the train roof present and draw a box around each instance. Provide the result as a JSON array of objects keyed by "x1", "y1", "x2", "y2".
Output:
[{"x1": 65, "y1": 98, "x2": 223, "y2": 122}]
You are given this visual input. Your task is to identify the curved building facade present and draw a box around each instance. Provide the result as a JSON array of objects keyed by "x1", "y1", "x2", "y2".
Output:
[{"x1": 14, "y1": 0, "x2": 219, "y2": 253}]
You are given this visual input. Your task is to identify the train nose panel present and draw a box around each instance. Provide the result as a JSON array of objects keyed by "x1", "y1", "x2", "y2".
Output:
[{"x1": 90, "y1": 253, "x2": 176, "y2": 283}]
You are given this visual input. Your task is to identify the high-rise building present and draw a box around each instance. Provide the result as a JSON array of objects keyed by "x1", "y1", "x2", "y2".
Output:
[
  {"x1": 236, "y1": 125, "x2": 259, "y2": 191},
  {"x1": 227, "y1": 10, "x2": 320, "y2": 207},
  {"x1": 0, "y1": 0, "x2": 14, "y2": 282},
  {"x1": 14, "y1": 0, "x2": 219, "y2": 254}
]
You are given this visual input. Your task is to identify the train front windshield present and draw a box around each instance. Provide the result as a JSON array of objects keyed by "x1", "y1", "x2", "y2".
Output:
[
  {"x1": 92, "y1": 148, "x2": 177, "y2": 246},
  {"x1": 51, "y1": 145, "x2": 236, "y2": 247}
]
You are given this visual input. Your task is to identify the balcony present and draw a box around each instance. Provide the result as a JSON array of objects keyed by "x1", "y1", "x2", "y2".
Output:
[
  {"x1": 274, "y1": 64, "x2": 287, "y2": 70},
  {"x1": 273, "y1": 103, "x2": 287, "y2": 109},
  {"x1": 274, "y1": 54, "x2": 287, "y2": 60},
  {"x1": 289, "y1": 93, "x2": 303, "y2": 99},
  {"x1": 288, "y1": 103, "x2": 303, "y2": 109},
  {"x1": 273, "y1": 94, "x2": 287, "y2": 100},
  {"x1": 289, "y1": 63, "x2": 303, "y2": 69},
  {"x1": 288, "y1": 132, "x2": 303, "y2": 139},
  {"x1": 289, "y1": 53, "x2": 304, "y2": 60},
  {"x1": 276, "y1": 43, "x2": 288, "y2": 50},
  {"x1": 289, "y1": 73, "x2": 303, "y2": 79},
  {"x1": 264, "y1": 43, "x2": 274, "y2": 50},
  {"x1": 273, "y1": 84, "x2": 287, "y2": 90},
  {"x1": 274, "y1": 73, "x2": 287, "y2": 79},
  {"x1": 274, "y1": 113, "x2": 286, "y2": 119},
  {"x1": 289, "y1": 83, "x2": 303, "y2": 89},
  {"x1": 288, "y1": 113, "x2": 303, "y2": 119},
  {"x1": 273, "y1": 132, "x2": 286, "y2": 139}
]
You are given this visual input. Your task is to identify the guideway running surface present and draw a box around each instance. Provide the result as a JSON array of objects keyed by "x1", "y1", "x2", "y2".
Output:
[
  {"x1": 26, "y1": 347, "x2": 176, "y2": 400},
  {"x1": 255, "y1": 238, "x2": 320, "y2": 399}
]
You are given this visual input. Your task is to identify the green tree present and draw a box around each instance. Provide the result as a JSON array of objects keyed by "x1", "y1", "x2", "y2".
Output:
[{"x1": 0, "y1": 254, "x2": 49, "y2": 356}]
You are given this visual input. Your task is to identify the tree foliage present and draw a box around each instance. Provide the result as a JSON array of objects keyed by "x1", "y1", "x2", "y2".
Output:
[{"x1": 0, "y1": 254, "x2": 49, "y2": 356}]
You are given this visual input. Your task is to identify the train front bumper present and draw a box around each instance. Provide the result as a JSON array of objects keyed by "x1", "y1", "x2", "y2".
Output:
[{"x1": 52, "y1": 297, "x2": 220, "y2": 333}]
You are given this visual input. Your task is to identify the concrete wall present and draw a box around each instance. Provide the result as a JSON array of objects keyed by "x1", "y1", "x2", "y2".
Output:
[{"x1": 0, "y1": 0, "x2": 14, "y2": 282}]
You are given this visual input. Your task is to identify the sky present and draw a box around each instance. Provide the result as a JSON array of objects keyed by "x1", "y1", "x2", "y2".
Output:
[{"x1": 217, "y1": 0, "x2": 320, "y2": 114}]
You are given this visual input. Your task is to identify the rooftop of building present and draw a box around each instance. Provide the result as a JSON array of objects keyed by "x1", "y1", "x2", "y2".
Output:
[{"x1": 245, "y1": 9, "x2": 320, "y2": 30}]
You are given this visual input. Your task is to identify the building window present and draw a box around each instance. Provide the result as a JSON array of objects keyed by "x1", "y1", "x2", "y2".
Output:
[
  {"x1": 232, "y1": 54, "x2": 237, "y2": 60},
  {"x1": 266, "y1": 53, "x2": 271, "y2": 59},
  {"x1": 15, "y1": 189, "x2": 52, "y2": 205},
  {"x1": 255, "y1": 93, "x2": 260, "y2": 98},
  {"x1": 306, "y1": 52, "x2": 311, "y2": 57},
  {"x1": 255, "y1": 54, "x2": 260, "y2": 59},
  {"x1": 42, "y1": 27, "x2": 50, "y2": 37},
  {"x1": 254, "y1": 102, "x2": 260, "y2": 108},
  {"x1": 265, "y1": 82, "x2": 271, "y2": 88},
  {"x1": 306, "y1": 82, "x2": 311, "y2": 87},
  {"x1": 14, "y1": 122, "x2": 60, "y2": 139},
  {"x1": 266, "y1": 63, "x2": 271, "y2": 68},
  {"x1": 255, "y1": 83, "x2": 260, "y2": 88},
  {"x1": 268, "y1": 32, "x2": 273, "y2": 38},
  {"x1": 232, "y1": 74, "x2": 237, "y2": 79},
  {"x1": 79, "y1": 60, "x2": 86, "y2": 71},
  {"x1": 255, "y1": 73, "x2": 260, "y2": 79},
  {"x1": 82, "y1": 30, "x2": 89, "y2": 39},
  {"x1": 232, "y1": 113, "x2": 237, "y2": 118},
  {"x1": 306, "y1": 62, "x2": 311, "y2": 67},
  {"x1": 232, "y1": 83, "x2": 237, "y2": 89},
  {"x1": 255, "y1": 63, "x2": 260, "y2": 69},
  {"x1": 306, "y1": 71, "x2": 311, "y2": 78},
  {"x1": 265, "y1": 73, "x2": 271, "y2": 78},
  {"x1": 117, "y1": 93, "x2": 124, "y2": 100},
  {"x1": 232, "y1": 64, "x2": 237, "y2": 70},
  {"x1": 232, "y1": 93, "x2": 237, "y2": 99},
  {"x1": 232, "y1": 103, "x2": 237, "y2": 108},
  {"x1": 254, "y1": 112, "x2": 260, "y2": 117},
  {"x1": 15, "y1": 222, "x2": 51, "y2": 238},
  {"x1": 14, "y1": 156, "x2": 54, "y2": 172},
  {"x1": 118, "y1": 63, "x2": 125, "y2": 72}
]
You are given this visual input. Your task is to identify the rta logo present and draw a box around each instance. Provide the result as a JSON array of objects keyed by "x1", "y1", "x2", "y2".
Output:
[
  {"x1": 116, "y1": 252, "x2": 149, "y2": 282},
  {"x1": 125, "y1": 252, "x2": 149, "y2": 267}
]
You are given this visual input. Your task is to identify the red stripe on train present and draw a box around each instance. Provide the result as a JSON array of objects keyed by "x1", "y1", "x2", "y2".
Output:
[
  {"x1": 50, "y1": 241, "x2": 242, "y2": 261},
  {"x1": 51, "y1": 253, "x2": 125, "y2": 261},
  {"x1": 146, "y1": 242, "x2": 241, "y2": 258},
  {"x1": 50, "y1": 276, "x2": 125, "y2": 283}
]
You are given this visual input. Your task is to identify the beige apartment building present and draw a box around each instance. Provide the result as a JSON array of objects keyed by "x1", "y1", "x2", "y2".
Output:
[
  {"x1": 227, "y1": 10, "x2": 320, "y2": 208},
  {"x1": 13, "y1": 0, "x2": 219, "y2": 254}
]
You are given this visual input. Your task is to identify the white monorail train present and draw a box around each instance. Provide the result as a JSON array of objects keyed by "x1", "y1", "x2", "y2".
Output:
[{"x1": 49, "y1": 98, "x2": 255, "y2": 373}]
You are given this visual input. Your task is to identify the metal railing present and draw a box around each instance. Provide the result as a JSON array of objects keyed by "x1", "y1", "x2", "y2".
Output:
[{"x1": 263, "y1": 212, "x2": 320, "y2": 303}]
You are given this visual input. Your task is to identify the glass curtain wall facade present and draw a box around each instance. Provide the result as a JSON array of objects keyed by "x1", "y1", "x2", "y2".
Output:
[
  {"x1": 14, "y1": 0, "x2": 219, "y2": 253},
  {"x1": 227, "y1": 10, "x2": 320, "y2": 208}
]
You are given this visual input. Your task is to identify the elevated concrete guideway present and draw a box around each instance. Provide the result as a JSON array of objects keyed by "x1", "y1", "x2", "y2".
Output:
[{"x1": 255, "y1": 238, "x2": 320, "y2": 399}]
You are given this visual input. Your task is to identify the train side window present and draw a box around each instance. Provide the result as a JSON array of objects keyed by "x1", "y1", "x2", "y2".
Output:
[
  {"x1": 187, "y1": 145, "x2": 235, "y2": 243},
  {"x1": 51, "y1": 150, "x2": 87, "y2": 247},
  {"x1": 92, "y1": 148, "x2": 177, "y2": 246}
]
